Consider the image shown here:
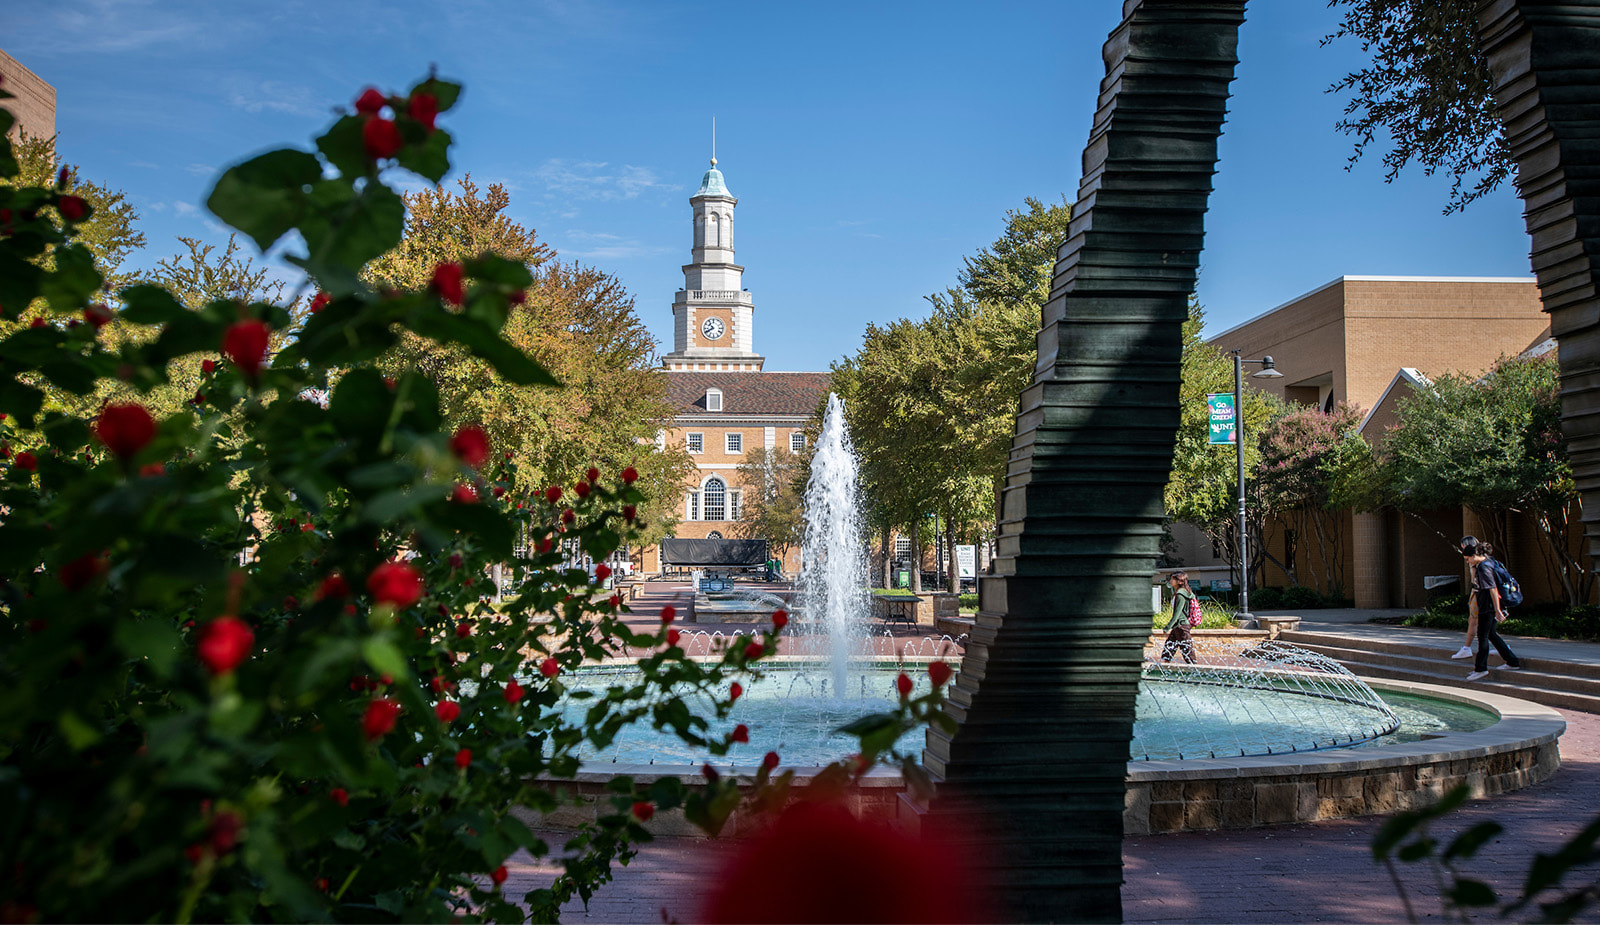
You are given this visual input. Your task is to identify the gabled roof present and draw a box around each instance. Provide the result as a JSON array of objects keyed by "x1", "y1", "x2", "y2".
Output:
[
  {"x1": 1358, "y1": 367, "x2": 1431, "y2": 436},
  {"x1": 665, "y1": 371, "x2": 831, "y2": 416}
]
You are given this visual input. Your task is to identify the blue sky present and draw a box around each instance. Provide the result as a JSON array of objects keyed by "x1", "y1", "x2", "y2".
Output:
[{"x1": 7, "y1": 1, "x2": 1534, "y2": 373}]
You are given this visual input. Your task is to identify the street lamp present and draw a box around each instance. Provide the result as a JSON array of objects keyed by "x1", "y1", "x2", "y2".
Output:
[{"x1": 1233, "y1": 351, "x2": 1283, "y2": 624}]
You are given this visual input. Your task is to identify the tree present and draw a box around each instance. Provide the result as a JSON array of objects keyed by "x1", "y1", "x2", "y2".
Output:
[
  {"x1": 364, "y1": 177, "x2": 691, "y2": 543},
  {"x1": 1253, "y1": 401, "x2": 1364, "y2": 594},
  {"x1": 1382, "y1": 354, "x2": 1588, "y2": 604},
  {"x1": 1324, "y1": 0, "x2": 1510, "y2": 213},
  {"x1": 734, "y1": 446, "x2": 804, "y2": 565}
]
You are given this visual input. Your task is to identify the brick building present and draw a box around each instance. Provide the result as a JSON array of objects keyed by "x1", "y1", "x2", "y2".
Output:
[
  {"x1": 638, "y1": 159, "x2": 829, "y2": 575},
  {"x1": 0, "y1": 49, "x2": 56, "y2": 142},
  {"x1": 1171, "y1": 276, "x2": 1558, "y2": 607}
]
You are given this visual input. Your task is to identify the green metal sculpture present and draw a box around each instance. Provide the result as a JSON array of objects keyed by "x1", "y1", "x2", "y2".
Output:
[{"x1": 912, "y1": 1, "x2": 1247, "y2": 920}]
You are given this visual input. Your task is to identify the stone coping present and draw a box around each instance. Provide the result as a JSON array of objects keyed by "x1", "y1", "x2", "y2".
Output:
[{"x1": 1125, "y1": 678, "x2": 1565, "y2": 782}]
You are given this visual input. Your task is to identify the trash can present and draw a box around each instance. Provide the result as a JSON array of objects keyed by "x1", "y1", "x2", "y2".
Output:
[{"x1": 895, "y1": 569, "x2": 910, "y2": 589}]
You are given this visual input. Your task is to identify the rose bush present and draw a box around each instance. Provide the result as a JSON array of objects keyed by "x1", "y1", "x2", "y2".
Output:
[{"x1": 0, "y1": 75, "x2": 954, "y2": 923}]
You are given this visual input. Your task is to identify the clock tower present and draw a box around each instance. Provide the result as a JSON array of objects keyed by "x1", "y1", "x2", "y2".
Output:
[{"x1": 662, "y1": 158, "x2": 764, "y2": 372}]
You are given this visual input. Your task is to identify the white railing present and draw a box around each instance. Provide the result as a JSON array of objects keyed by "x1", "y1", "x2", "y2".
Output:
[{"x1": 680, "y1": 289, "x2": 752, "y2": 302}]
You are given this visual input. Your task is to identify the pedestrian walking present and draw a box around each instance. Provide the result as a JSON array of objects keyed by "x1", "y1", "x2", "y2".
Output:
[
  {"x1": 1462, "y1": 538, "x2": 1523, "y2": 681},
  {"x1": 1451, "y1": 535, "x2": 1482, "y2": 660},
  {"x1": 1160, "y1": 571, "x2": 1198, "y2": 664}
]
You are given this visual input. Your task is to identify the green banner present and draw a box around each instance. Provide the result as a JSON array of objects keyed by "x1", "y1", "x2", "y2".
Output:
[{"x1": 1207, "y1": 393, "x2": 1236, "y2": 445}]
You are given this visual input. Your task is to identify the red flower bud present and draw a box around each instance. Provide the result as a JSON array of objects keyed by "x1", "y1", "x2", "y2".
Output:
[
  {"x1": 408, "y1": 91, "x2": 438, "y2": 131},
  {"x1": 762, "y1": 751, "x2": 780, "y2": 771},
  {"x1": 431, "y1": 262, "x2": 464, "y2": 305},
  {"x1": 623, "y1": 504, "x2": 636, "y2": 522},
  {"x1": 772, "y1": 609, "x2": 788, "y2": 630},
  {"x1": 702, "y1": 763, "x2": 719, "y2": 781},
  {"x1": 83, "y1": 303, "x2": 112, "y2": 329},
  {"x1": 362, "y1": 116, "x2": 402, "y2": 160},
  {"x1": 661, "y1": 605, "x2": 676, "y2": 624},
  {"x1": 544, "y1": 485, "x2": 562, "y2": 504},
  {"x1": 363, "y1": 697, "x2": 400, "y2": 740},
  {"x1": 896, "y1": 672, "x2": 913, "y2": 697},
  {"x1": 536, "y1": 537, "x2": 553, "y2": 553},
  {"x1": 491, "y1": 865, "x2": 508, "y2": 887},
  {"x1": 504, "y1": 679, "x2": 524, "y2": 704},
  {"x1": 731, "y1": 724, "x2": 749, "y2": 744},
  {"x1": 367, "y1": 561, "x2": 422, "y2": 609},
  {"x1": 456, "y1": 621, "x2": 472, "y2": 638},
  {"x1": 456, "y1": 748, "x2": 473, "y2": 769},
  {"x1": 58, "y1": 553, "x2": 106, "y2": 591},
  {"x1": 96, "y1": 403, "x2": 156, "y2": 460},
  {"x1": 574, "y1": 481, "x2": 590, "y2": 499},
  {"x1": 450, "y1": 426, "x2": 490, "y2": 467},
  {"x1": 929, "y1": 662, "x2": 954, "y2": 687},
  {"x1": 201, "y1": 359, "x2": 216, "y2": 375},
  {"x1": 667, "y1": 628, "x2": 681, "y2": 647},
  {"x1": 309, "y1": 292, "x2": 331, "y2": 314},
  {"x1": 744, "y1": 641, "x2": 765, "y2": 660},
  {"x1": 631, "y1": 801, "x2": 654, "y2": 822},
  {"x1": 561, "y1": 508, "x2": 576, "y2": 524},
  {"x1": 609, "y1": 594, "x2": 621, "y2": 608},
  {"x1": 594, "y1": 563, "x2": 611, "y2": 581},
  {"x1": 539, "y1": 657, "x2": 559, "y2": 678},
  {"x1": 354, "y1": 87, "x2": 387, "y2": 115},
  {"x1": 317, "y1": 573, "x2": 350, "y2": 600},
  {"x1": 434, "y1": 700, "x2": 460, "y2": 723},
  {"x1": 330, "y1": 788, "x2": 349, "y2": 807},
  {"x1": 208, "y1": 811, "x2": 242, "y2": 854},
  {"x1": 57, "y1": 195, "x2": 88, "y2": 222},
  {"x1": 222, "y1": 320, "x2": 271, "y2": 382},
  {"x1": 585, "y1": 466, "x2": 600, "y2": 483},
  {"x1": 621, "y1": 466, "x2": 638, "y2": 484},
  {"x1": 197, "y1": 616, "x2": 254, "y2": 675},
  {"x1": 451, "y1": 484, "x2": 478, "y2": 504},
  {"x1": 492, "y1": 485, "x2": 506, "y2": 498},
  {"x1": 14, "y1": 451, "x2": 35, "y2": 471},
  {"x1": 730, "y1": 682, "x2": 743, "y2": 702}
]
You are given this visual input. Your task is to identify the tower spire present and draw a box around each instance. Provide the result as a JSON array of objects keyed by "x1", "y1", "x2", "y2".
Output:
[{"x1": 711, "y1": 116, "x2": 717, "y2": 167}]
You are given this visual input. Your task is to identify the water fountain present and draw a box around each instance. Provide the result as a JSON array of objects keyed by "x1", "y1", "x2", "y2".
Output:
[{"x1": 796, "y1": 393, "x2": 870, "y2": 690}]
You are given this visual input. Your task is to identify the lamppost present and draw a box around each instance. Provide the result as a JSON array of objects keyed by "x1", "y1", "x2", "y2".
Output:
[{"x1": 1233, "y1": 351, "x2": 1283, "y2": 624}]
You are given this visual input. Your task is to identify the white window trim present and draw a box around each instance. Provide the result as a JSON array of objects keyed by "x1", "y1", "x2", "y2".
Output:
[
  {"x1": 789, "y1": 432, "x2": 806, "y2": 453},
  {"x1": 725, "y1": 432, "x2": 743, "y2": 454},
  {"x1": 687, "y1": 432, "x2": 704, "y2": 454},
  {"x1": 703, "y1": 477, "x2": 727, "y2": 521},
  {"x1": 729, "y1": 489, "x2": 742, "y2": 521},
  {"x1": 706, "y1": 389, "x2": 723, "y2": 412}
]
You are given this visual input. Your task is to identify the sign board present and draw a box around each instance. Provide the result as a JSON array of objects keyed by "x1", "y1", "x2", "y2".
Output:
[
  {"x1": 956, "y1": 545, "x2": 977, "y2": 579},
  {"x1": 1210, "y1": 579, "x2": 1232, "y2": 592},
  {"x1": 1207, "y1": 393, "x2": 1236, "y2": 445}
]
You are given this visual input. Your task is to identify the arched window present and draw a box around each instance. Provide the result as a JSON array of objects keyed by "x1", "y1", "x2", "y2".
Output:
[
  {"x1": 703, "y1": 477, "x2": 726, "y2": 521},
  {"x1": 705, "y1": 388, "x2": 723, "y2": 412},
  {"x1": 706, "y1": 531, "x2": 723, "y2": 540},
  {"x1": 708, "y1": 213, "x2": 719, "y2": 247}
]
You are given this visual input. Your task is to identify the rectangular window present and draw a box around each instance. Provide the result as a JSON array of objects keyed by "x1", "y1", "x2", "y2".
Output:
[
  {"x1": 686, "y1": 491, "x2": 700, "y2": 521},
  {"x1": 790, "y1": 432, "x2": 805, "y2": 453},
  {"x1": 894, "y1": 536, "x2": 912, "y2": 559},
  {"x1": 726, "y1": 432, "x2": 743, "y2": 454},
  {"x1": 703, "y1": 481, "x2": 726, "y2": 521},
  {"x1": 706, "y1": 390, "x2": 723, "y2": 412},
  {"x1": 729, "y1": 490, "x2": 742, "y2": 521},
  {"x1": 687, "y1": 432, "x2": 703, "y2": 454}
]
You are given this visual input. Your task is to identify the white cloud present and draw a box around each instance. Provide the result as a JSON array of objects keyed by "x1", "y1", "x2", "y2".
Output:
[
  {"x1": 530, "y1": 159, "x2": 679, "y2": 202},
  {"x1": 226, "y1": 80, "x2": 326, "y2": 118},
  {"x1": 559, "y1": 229, "x2": 668, "y2": 261},
  {"x1": 173, "y1": 202, "x2": 198, "y2": 216}
]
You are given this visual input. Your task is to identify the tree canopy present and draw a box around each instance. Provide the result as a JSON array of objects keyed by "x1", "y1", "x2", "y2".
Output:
[{"x1": 734, "y1": 446, "x2": 805, "y2": 562}]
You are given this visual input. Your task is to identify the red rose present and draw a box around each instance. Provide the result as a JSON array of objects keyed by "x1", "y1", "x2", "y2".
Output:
[
  {"x1": 363, "y1": 116, "x2": 402, "y2": 160},
  {"x1": 608, "y1": 594, "x2": 621, "y2": 608},
  {"x1": 197, "y1": 616, "x2": 254, "y2": 676},
  {"x1": 354, "y1": 87, "x2": 387, "y2": 115},
  {"x1": 201, "y1": 359, "x2": 215, "y2": 375},
  {"x1": 544, "y1": 485, "x2": 562, "y2": 504},
  {"x1": 208, "y1": 811, "x2": 242, "y2": 854},
  {"x1": 309, "y1": 292, "x2": 331, "y2": 314},
  {"x1": 574, "y1": 481, "x2": 590, "y2": 499},
  {"x1": 621, "y1": 466, "x2": 638, "y2": 484},
  {"x1": 896, "y1": 672, "x2": 913, "y2": 697},
  {"x1": 772, "y1": 609, "x2": 788, "y2": 630},
  {"x1": 14, "y1": 451, "x2": 35, "y2": 471},
  {"x1": 57, "y1": 195, "x2": 88, "y2": 222},
  {"x1": 431, "y1": 262, "x2": 464, "y2": 305},
  {"x1": 539, "y1": 657, "x2": 559, "y2": 678},
  {"x1": 504, "y1": 679, "x2": 524, "y2": 704},
  {"x1": 623, "y1": 504, "x2": 636, "y2": 522},
  {"x1": 435, "y1": 701, "x2": 460, "y2": 723},
  {"x1": 451, "y1": 484, "x2": 478, "y2": 504},
  {"x1": 762, "y1": 751, "x2": 780, "y2": 771},
  {"x1": 450, "y1": 426, "x2": 490, "y2": 467},
  {"x1": 631, "y1": 802, "x2": 654, "y2": 822},
  {"x1": 536, "y1": 537, "x2": 553, "y2": 553},
  {"x1": 330, "y1": 788, "x2": 349, "y2": 807},
  {"x1": 661, "y1": 605, "x2": 676, "y2": 624},
  {"x1": 317, "y1": 573, "x2": 350, "y2": 600},
  {"x1": 731, "y1": 724, "x2": 749, "y2": 744},
  {"x1": 667, "y1": 628, "x2": 680, "y2": 647},
  {"x1": 455, "y1": 748, "x2": 473, "y2": 769},
  {"x1": 702, "y1": 764, "x2": 719, "y2": 782},
  {"x1": 491, "y1": 865, "x2": 508, "y2": 887},
  {"x1": 408, "y1": 92, "x2": 438, "y2": 131},
  {"x1": 58, "y1": 553, "x2": 106, "y2": 591},
  {"x1": 585, "y1": 466, "x2": 600, "y2": 483},
  {"x1": 492, "y1": 486, "x2": 506, "y2": 498},
  {"x1": 729, "y1": 682, "x2": 743, "y2": 702},
  {"x1": 363, "y1": 697, "x2": 400, "y2": 740},
  {"x1": 509, "y1": 289, "x2": 526, "y2": 305},
  {"x1": 928, "y1": 661, "x2": 954, "y2": 687},
  {"x1": 561, "y1": 508, "x2": 575, "y2": 524},
  {"x1": 83, "y1": 303, "x2": 112, "y2": 329},
  {"x1": 222, "y1": 320, "x2": 271, "y2": 381},
  {"x1": 95, "y1": 403, "x2": 156, "y2": 459},
  {"x1": 744, "y1": 642, "x2": 764, "y2": 660},
  {"x1": 367, "y1": 561, "x2": 422, "y2": 609},
  {"x1": 594, "y1": 563, "x2": 611, "y2": 581}
]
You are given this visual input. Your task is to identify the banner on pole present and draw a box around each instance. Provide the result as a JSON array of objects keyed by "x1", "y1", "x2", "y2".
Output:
[{"x1": 1207, "y1": 393, "x2": 1236, "y2": 445}]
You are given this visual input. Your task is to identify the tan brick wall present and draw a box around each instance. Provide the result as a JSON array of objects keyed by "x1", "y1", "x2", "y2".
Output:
[{"x1": 0, "y1": 50, "x2": 56, "y2": 142}]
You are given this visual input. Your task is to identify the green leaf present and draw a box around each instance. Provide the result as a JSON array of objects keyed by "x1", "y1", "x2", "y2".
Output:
[
  {"x1": 409, "y1": 77, "x2": 462, "y2": 113},
  {"x1": 118, "y1": 285, "x2": 191, "y2": 325},
  {"x1": 835, "y1": 713, "x2": 899, "y2": 737},
  {"x1": 0, "y1": 247, "x2": 44, "y2": 313},
  {"x1": 206, "y1": 148, "x2": 322, "y2": 251},
  {"x1": 315, "y1": 115, "x2": 369, "y2": 179},
  {"x1": 40, "y1": 243, "x2": 103, "y2": 311},
  {"x1": 58, "y1": 710, "x2": 102, "y2": 750},
  {"x1": 362, "y1": 637, "x2": 410, "y2": 682},
  {"x1": 114, "y1": 619, "x2": 182, "y2": 678},
  {"x1": 299, "y1": 181, "x2": 405, "y2": 273},
  {"x1": 329, "y1": 368, "x2": 392, "y2": 442},
  {"x1": 1448, "y1": 878, "x2": 1498, "y2": 907},
  {"x1": 465, "y1": 252, "x2": 534, "y2": 288},
  {"x1": 397, "y1": 129, "x2": 451, "y2": 185},
  {"x1": 0, "y1": 377, "x2": 45, "y2": 427},
  {"x1": 1442, "y1": 821, "x2": 1504, "y2": 861},
  {"x1": 1397, "y1": 838, "x2": 1436, "y2": 862},
  {"x1": 410, "y1": 310, "x2": 559, "y2": 387}
]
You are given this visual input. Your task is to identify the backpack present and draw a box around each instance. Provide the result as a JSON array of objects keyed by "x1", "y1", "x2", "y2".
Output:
[
  {"x1": 1186, "y1": 595, "x2": 1203, "y2": 627},
  {"x1": 1489, "y1": 558, "x2": 1523, "y2": 608}
]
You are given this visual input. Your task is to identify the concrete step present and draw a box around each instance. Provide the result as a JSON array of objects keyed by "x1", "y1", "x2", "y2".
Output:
[{"x1": 1279, "y1": 630, "x2": 1600, "y2": 713}]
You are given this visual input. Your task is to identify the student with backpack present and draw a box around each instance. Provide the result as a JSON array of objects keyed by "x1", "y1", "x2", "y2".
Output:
[
  {"x1": 1450, "y1": 539, "x2": 1522, "y2": 659},
  {"x1": 1461, "y1": 538, "x2": 1524, "y2": 681},
  {"x1": 1160, "y1": 571, "x2": 1200, "y2": 664}
]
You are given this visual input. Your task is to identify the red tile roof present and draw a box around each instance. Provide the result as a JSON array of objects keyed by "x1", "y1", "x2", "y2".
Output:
[{"x1": 666, "y1": 371, "x2": 832, "y2": 416}]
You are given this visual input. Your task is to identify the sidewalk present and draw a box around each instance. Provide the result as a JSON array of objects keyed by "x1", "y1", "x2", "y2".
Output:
[{"x1": 1259, "y1": 606, "x2": 1600, "y2": 669}]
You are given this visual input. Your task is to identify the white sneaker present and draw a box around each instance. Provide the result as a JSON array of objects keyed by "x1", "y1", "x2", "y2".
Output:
[
  {"x1": 1466, "y1": 670, "x2": 1489, "y2": 681},
  {"x1": 1450, "y1": 646, "x2": 1473, "y2": 659}
]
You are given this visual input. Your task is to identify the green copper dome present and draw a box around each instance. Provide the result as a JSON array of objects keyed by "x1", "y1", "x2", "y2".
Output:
[{"x1": 695, "y1": 164, "x2": 732, "y2": 198}]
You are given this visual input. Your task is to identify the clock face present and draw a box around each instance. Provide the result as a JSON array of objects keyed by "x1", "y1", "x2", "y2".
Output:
[{"x1": 701, "y1": 317, "x2": 725, "y2": 341}]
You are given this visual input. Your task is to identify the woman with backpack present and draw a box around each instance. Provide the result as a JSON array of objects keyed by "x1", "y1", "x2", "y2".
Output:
[
  {"x1": 1160, "y1": 571, "x2": 1199, "y2": 664},
  {"x1": 1462, "y1": 539, "x2": 1524, "y2": 681}
]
